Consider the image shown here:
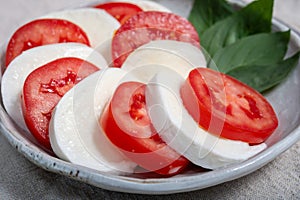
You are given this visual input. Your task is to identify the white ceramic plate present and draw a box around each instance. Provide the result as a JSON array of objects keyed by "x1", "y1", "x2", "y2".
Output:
[{"x1": 0, "y1": 0, "x2": 300, "y2": 194}]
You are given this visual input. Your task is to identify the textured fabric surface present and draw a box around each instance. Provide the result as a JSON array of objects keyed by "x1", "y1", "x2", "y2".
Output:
[{"x1": 0, "y1": 0, "x2": 299, "y2": 199}]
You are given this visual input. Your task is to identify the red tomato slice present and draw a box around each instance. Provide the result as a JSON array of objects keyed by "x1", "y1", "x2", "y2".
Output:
[
  {"x1": 112, "y1": 11, "x2": 200, "y2": 67},
  {"x1": 22, "y1": 57, "x2": 99, "y2": 150},
  {"x1": 101, "y1": 82, "x2": 189, "y2": 176},
  {"x1": 180, "y1": 68, "x2": 278, "y2": 144},
  {"x1": 94, "y1": 2, "x2": 142, "y2": 24},
  {"x1": 5, "y1": 19, "x2": 90, "y2": 67}
]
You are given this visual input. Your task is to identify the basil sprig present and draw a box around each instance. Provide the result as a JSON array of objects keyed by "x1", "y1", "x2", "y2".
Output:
[
  {"x1": 188, "y1": 0, "x2": 300, "y2": 93},
  {"x1": 200, "y1": 0, "x2": 273, "y2": 56}
]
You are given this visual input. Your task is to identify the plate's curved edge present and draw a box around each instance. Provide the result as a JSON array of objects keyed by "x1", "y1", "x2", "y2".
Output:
[
  {"x1": 0, "y1": 11, "x2": 300, "y2": 196},
  {"x1": 1, "y1": 100, "x2": 300, "y2": 194}
]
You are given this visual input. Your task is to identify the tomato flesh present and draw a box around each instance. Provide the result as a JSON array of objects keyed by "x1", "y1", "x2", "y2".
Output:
[
  {"x1": 22, "y1": 57, "x2": 99, "y2": 149},
  {"x1": 112, "y1": 11, "x2": 200, "y2": 67},
  {"x1": 101, "y1": 82, "x2": 189, "y2": 176},
  {"x1": 94, "y1": 2, "x2": 142, "y2": 24},
  {"x1": 5, "y1": 19, "x2": 90, "y2": 67},
  {"x1": 180, "y1": 68, "x2": 278, "y2": 144}
]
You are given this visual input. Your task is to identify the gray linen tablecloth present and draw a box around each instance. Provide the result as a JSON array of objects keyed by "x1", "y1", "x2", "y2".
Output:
[{"x1": 0, "y1": 0, "x2": 299, "y2": 199}]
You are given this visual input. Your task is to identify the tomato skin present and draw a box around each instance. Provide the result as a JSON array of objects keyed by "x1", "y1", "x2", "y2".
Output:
[
  {"x1": 100, "y1": 82, "x2": 189, "y2": 176},
  {"x1": 22, "y1": 58, "x2": 99, "y2": 149},
  {"x1": 5, "y1": 19, "x2": 90, "y2": 67},
  {"x1": 112, "y1": 11, "x2": 200, "y2": 67},
  {"x1": 94, "y1": 2, "x2": 142, "y2": 24},
  {"x1": 181, "y1": 68, "x2": 278, "y2": 144}
]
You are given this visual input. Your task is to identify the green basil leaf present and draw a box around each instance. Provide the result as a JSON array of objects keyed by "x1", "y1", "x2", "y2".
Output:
[
  {"x1": 201, "y1": 0, "x2": 274, "y2": 56},
  {"x1": 209, "y1": 31, "x2": 290, "y2": 73},
  {"x1": 226, "y1": 51, "x2": 300, "y2": 93},
  {"x1": 188, "y1": 0, "x2": 234, "y2": 37},
  {"x1": 201, "y1": 17, "x2": 245, "y2": 58}
]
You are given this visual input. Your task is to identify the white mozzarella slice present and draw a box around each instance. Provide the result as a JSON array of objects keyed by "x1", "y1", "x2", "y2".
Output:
[
  {"x1": 121, "y1": 40, "x2": 206, "y2": 82},
  {"x1": 145, "y1": 69, "x2": 267, "y2": 169},
  {"x1": 49, "y1": 68, "x2": 138, "y2": 173},
  {"x1": 1, "y1": 43, "x2": 107, "y2": 133},
  {"x1": 40, "y1": 8, "x2": 120, "y2": 50},
  {"x1": 111, "y1": 0, "x2": 171, "y2": 12},
  {"x1": 95, "y1": 38, "x2": 113, "y2": 65}
]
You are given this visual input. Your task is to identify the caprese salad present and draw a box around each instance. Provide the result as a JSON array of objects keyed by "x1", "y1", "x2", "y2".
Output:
[{"x1": 1, "y1": 0, "x2": 285, "y2": 177}]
